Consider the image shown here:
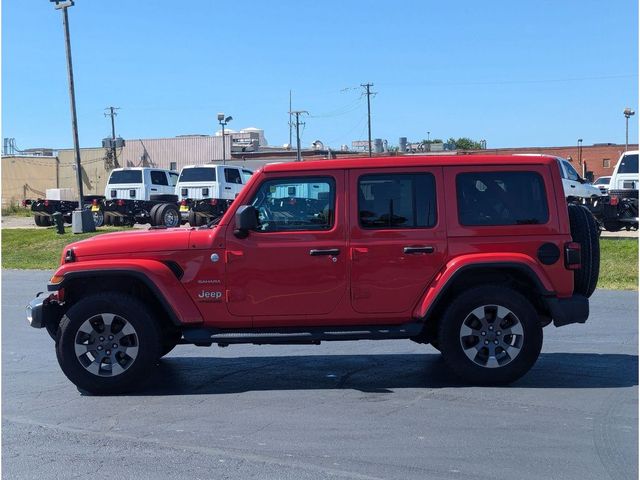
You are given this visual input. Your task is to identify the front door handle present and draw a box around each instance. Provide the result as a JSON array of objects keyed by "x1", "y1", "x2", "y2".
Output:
[
  {"x1": 310, "y1": 248, "x2": 340, "y2": 256},
  {"x1": 403, "y1": 246, "x2": 434, "y2": 254}
]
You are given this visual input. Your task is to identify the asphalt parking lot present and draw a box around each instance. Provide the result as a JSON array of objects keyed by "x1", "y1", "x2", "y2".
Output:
[{"x1": 2, "y1": 270, "x2": 638, "y2": 480}]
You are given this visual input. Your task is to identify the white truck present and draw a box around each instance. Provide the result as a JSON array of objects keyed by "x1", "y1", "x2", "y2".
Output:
[
  {"x1": 516, "y1": 154, "x2": 602, "y2": 203},
  {"x1": 101, "y1": 167, "x2": 181, "y2": 227},
  {"x1": 599, "y1": 150, "x2": 638, "y2": 231},
  {"x1": 176, "y1": 164, "x2": 253, "y2": 226}
]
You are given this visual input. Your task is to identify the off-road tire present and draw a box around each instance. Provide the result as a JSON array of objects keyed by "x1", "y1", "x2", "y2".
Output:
[
  {"x1": 439, "y1": 286, "x2": 543, "y2": 385},
  {"x1": 35, "y1": 214, "x2": 52, "y2": 227},
  {"x1": 567, "y1": 204, "x2": 600, "y2": 297},
  {"x1": 149, "y1": 204, "x2": 162, "y2": 226},
  {"x1": 188, "y1": 210, "x2": 198, "y2": 227},
  {"x1": 56, "y1": 293, "x2": 161, "y2": 395},
  {"x1": 155, "y1": 204, "x2": 180, "y2": 228},
  {"x1": 150, "y1": 194, "x2": 178, "y2": 203}
]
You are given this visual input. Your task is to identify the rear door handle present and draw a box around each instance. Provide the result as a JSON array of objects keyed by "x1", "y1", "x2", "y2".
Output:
[
  {"x1": 151, "y1": 188, "x2": 158, "y2": 191},
  {"x1": 310, "y1": 248, "x2": 340, "y2": 256},
  {"x1": 403, "y1": 246, "x2": 434, "y2": 254}
]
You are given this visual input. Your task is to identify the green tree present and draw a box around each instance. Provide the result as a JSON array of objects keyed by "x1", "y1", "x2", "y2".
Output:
[{"x1": 447, "y1": 137, "x2": 485, "y2": 150}]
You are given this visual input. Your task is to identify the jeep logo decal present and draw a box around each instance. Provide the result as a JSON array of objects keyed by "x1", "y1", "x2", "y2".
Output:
[{"x1": 198, "y1": 290, "x2": 223, "y2": 301}]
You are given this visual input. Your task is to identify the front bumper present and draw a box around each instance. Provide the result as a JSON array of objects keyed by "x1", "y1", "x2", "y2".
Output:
[
  {"x1": 26, "y1": 293, "x2": 46, "y2": 328},
  {"x1": 545, "y1": 294, "x2": 589, "y2": 328},
  {"x1": 26, "y1": 293, "x2": 64, "y2": 329}
]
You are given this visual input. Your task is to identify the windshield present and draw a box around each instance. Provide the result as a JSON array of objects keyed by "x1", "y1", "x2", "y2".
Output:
[
  {"x1": 108, "y1": 170, "x2": 142, "y2": 184},
  {"x1": 179, "y1": 167, "x2": 216, "y2": 182},
  {"x1": 594, "y1": 177, "x2": 610, "y2": 185},
  {"x1": 618, "y1": 154, "x2": 638, "y2": 174}
]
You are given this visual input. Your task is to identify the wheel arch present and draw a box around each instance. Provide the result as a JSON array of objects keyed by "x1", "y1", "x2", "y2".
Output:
[
  {"x1": 49, "y1": 261, "x2": 203, "y2": 329},
  {"x1": 413, "y1": 262, "x2": 554, "y2": 343}
]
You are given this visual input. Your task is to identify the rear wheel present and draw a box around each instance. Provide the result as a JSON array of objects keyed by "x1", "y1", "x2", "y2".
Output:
[
  {"x1": 155, "y1": 204, "x2": 180, "y2": 227},
  {"x1": 149, "y1": 204, "x2": 162, "y2": 226},
  {"x1": 56, "y1": 293, "x2": 161, "y2": 395},
  {"x1": 91, "y1": 209, "x2": 104, "y2": 228},
  {"x1": 439, "y1": 286, "x2": 542, "y2": 385}
]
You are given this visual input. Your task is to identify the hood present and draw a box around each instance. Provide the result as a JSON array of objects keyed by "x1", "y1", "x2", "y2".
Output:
[{"x1": 65, "y1": 228, "x2": 192, "y2": 260}]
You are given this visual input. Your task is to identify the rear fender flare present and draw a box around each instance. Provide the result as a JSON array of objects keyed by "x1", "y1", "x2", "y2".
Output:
[{"x1": 413, "y1": 254, "x2": 555, "y2": 320}]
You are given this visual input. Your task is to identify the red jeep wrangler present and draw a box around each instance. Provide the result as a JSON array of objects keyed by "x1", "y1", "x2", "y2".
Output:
[{"x1": 27, "y1": 155, "x2": 599, "y2": 394}]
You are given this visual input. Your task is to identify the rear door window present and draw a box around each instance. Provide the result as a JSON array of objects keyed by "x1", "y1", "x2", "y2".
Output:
[
  {"x1": 562, "y1": 161, "x2": 580, "y2": 181},
  {"x1": 618, "y1": 153, "x2": 639, "y2": 174},
  {"x1": 358, "y1": 173, "x2": 436, "y2": 229},
  {"x1": 225, "y1": 168, "x2": 242, "y2": 184},
  {"x1": 150, "y1": 170, "x2": 169, "y2": 186},
  {"x1": 456, "y1": 171, "x2": 548, "y2": 226}
]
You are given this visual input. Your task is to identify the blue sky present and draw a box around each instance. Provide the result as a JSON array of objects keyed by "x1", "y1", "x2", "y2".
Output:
[{"x1": 2, "y1": 0, "x2": 638, "y2": 150}]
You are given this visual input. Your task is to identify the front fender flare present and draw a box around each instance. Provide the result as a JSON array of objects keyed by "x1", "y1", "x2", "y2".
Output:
[
  {"x1": 412, "y1": 253, "x2": 555, "y2": 320},
  {"x1": 48, "y1": 259, "x2": 203, "y2": 325}
]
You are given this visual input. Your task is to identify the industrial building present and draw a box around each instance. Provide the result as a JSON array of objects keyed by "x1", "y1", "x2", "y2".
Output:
[{"x1": 1, "y1": 133, "x2": 636, "y2": 207}]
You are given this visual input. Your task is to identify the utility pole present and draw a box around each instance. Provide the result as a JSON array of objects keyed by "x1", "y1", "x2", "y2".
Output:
[
  {"x1": 289, "y1": 110, "x2": 308, "y2": 162},
  {"x1": 361, "y1": 82, "x2": 375, "y2": 157},
  {"x1": 289, "y1": 90, "x2": 293, "y2": 149},
  {"x1": 104, "y1": 106, "x2": 120, "y2": 167},
  {"x1": 52, "y1": 0, "x2": 83, "y2": 205}
]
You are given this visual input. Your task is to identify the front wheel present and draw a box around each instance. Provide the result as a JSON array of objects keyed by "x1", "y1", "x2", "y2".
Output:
[
  {"x1": 56, "y1": 293, "x2": 162, "y2": 394},
  {"x1": 438, "y1": 286, "x2": 542, "y2": 385}
]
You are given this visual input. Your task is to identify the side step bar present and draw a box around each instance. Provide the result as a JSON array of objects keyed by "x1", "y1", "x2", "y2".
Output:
[{"x1": 181, "y1": 322, "x2": 424, "y2": 346}]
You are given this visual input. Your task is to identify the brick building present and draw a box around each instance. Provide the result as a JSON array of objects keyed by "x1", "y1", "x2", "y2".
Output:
[{"x1": 464, "y1": 143, "x2": 637, "y2": 180}]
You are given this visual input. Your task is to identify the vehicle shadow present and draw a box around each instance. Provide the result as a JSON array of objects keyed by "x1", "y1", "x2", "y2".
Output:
[{"x1": 134, "y1": 352, "x2": 638, "y2": 396}]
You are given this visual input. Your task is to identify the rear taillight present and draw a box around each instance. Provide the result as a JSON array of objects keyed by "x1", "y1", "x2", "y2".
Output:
[
  {"x1": 92, "y1": 199, "x2": 98, "y2": 206},
  {"x1": 44, "y1": 200, "x2": 49, "y2": 207},
  {"x1": 210, "y1": 199, "x2": 218, "y2": 206},
  {"x1": 181, "y1": 199, "x2": 187, "y2": 206},
  {"x1": 117, "y1": 199, "x2": 125, "y2": 206},
  {"x1": 610, "y1": 195, "x2": 619, "y2": 206},
  {"x1": 565, "y1": 242, "x2": 581, "y2": 270}
]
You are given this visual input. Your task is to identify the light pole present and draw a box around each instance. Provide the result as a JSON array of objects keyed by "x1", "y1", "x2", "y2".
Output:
[
  {"x1": 51, "y1": 0, "x2": 83, "y2": 206},
  {"x1": 217, "y1": 113, "x2": 232, "y2": 165},
  {"x1": 577, "y1": 138, "x2": 583, "y2": 165},
  {"x1": 427, "y1": 131, "x2": 430, "y2": 151},
  {"x1": 624, "y1": 108, "x2": 635, "y2": 152}
]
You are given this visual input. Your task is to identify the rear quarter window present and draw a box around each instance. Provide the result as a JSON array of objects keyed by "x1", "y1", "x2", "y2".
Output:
[{"x1": 456, "y1": 171, "x2": 548, "y2": 226}]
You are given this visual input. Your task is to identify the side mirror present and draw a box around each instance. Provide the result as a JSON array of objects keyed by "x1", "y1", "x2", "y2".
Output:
[{"x1": 234, "y1": 205, "x2": 258, "y2": 238}]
